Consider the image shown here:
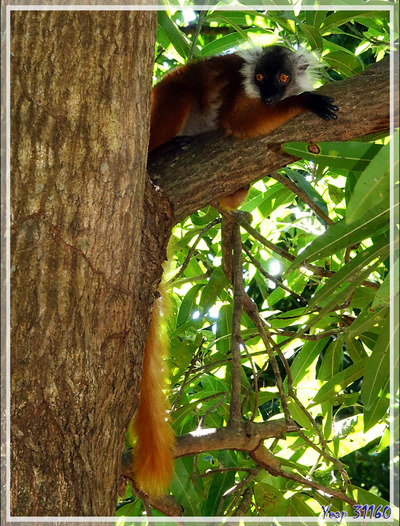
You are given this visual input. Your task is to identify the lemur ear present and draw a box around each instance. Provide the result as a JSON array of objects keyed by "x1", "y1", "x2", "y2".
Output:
[{"x1": 298, "y1": 63, "x2": 308, "y2": 71}]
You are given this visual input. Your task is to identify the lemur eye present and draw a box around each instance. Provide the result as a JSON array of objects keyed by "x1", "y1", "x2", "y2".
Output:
[
  {"x1": 280, "y1": 73, "x2": 290, "y2": 83},
  {"x1": 256, "y1": 73, "x2": 264, "y2": 82}
]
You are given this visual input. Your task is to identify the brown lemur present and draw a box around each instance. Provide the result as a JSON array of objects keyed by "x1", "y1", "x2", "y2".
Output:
[{"x1": 128, "y1": 43, "x2": 338, "y2": 498}]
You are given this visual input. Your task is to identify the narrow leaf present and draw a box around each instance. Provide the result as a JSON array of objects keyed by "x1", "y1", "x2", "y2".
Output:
[
  {"x1": 287, "y1": 338, "x2": 330, "y2": 387},
  {"x1": 314, "y1": 357, "x2": 368, "y2": 404},
  {"x1": 320, "y1": 11, "x2": 389, "y2": 33},
  {"x1": 345, "y1": 338, "x2": 368, "y2": 363},
  {"x1": 281, "y1": 141, "x2": 383, "y2": 172},
  {"x1": 345, "y1": 306, "x2": 389, "y2": 341},
  {"x1": 308, "y1": 236, "x2": 390, "y2": 309},
  {"x1": 177, "y1": 284, "x2": 204, "y2": 326},
  {"x1": 282, "y1": 168, "x2": 329, "y2": 221},
  {"x1": 346, "y1": 142, "x2": 391, "y2": 223},
  {"x1": 361, "y1": 314, "x2": 391, "y2": 410},
  {"x1": 290, "y1": 203, "x2": 392, "y2": 269},
  {"x1": 323, "y1": 51, "x2": 363, "y2": 77},
  {"x1": 200, "y1": 30, "x2": 252, "y2": 57},
  {"x1": 158, "y1": 11, "x2": 190, "y2": 61},
  {"x1": 371, "y1": 257, "x2": 398, "y2": 309},
  {"x1": 363, "y1": 380, "x2": 390, "y2": 431},
  {"x1": 298, "y1": 23, "x2": 323, "y2": 50}
]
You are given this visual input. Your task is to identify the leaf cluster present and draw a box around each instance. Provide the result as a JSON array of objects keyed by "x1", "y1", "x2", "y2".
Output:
[{"x1": 117, "y1": 8, "x2": 397, "y2": 519}]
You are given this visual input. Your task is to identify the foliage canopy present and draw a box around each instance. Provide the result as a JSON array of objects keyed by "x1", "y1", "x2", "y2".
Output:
[{"x1": 118, "y1": 7, "x2": 398, "y2": 519}]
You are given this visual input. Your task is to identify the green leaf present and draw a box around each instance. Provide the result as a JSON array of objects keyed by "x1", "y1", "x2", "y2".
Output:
[
  {"x1": 318, "y1": 338, "x2": 342, "y2": 381},
  {"x1": 312, "y1": 266, "x2": 378, "y2": 320},
  {"x1": 314, "y1": 357, "x2": 368, "y2": 404},
  {"x1": 177, "y1": 284, "x2": 204, "y2": 326},
  {"x1": 323, "y1": 51, "x2": 363, "y2": 77},
  {"x1": 298, "y1": 23, "x2": 323, "y2": 50},
  {"x1": 305, "y1": 10, "x2": 327, "y2": 29},
  {"x1": 308, "y1": 236, "x2": 390, "y2": 309},
  {"x1": 282, "y1": 141, "x2": 383, "y2": 172},
  {"x1": 158, "y1": 11, "x2": 190, "y2": 61},
  {"x1": 204, "y1": 11, "x2": 255, "y2": 27},
  {"x1": 320, "y1": 11, "x2": 389, "y2": 33},
  {"x1": 171, "y1": 457, "x2": 201, "y2": 515},
  {"x1": 363, "y1": 375, "x2": 390, "y2": 431},
  {"x1": 199, "y1": 267, "x2": 230, "y2": 314},
  {"x1": 345, "y1": 306, "x2": 389, "y2": 341},
  {"x1": 290, "y1": 197, "x2": 394, "y2": 269},
  {"x1": 348, "y1": 484, "x2": 392, "y2": 508},
  {"x1": 346, "y1": 142, "x2": 391, "y2": 223},
  {"x1": 282, "y1": 168, "x2": 329, "y2": 222},
  {"x1": 216, "y1": 304, "x2": 233, "y2": 353},
  {"x1": 254, "y1": 483, "x2": 288, "y2": 516},
  {"x1": 328, "y1": 183, "x2": 344, "y2": 205},
  {"x1": 345, "y1": 338, "x2": 368, "y2": 362},
  {"x1": 203, "y1": 451, "x2": 236, "y2": 515},
  {"x1": 205, "y1": 13, "x2": 254, "y2": 40},
  {"x1": 156, "y1": 23, "x2": 173, "y2": 52},
  {"x1": 361, "y1": 314, "x2": 390, "y2": 410},
  {"x1": 259, "y1": 186, "x2": 294, "y2": 218},
  {"x1": 371, "y1": 257, "x2": 398, "y2": 309},
  {"x1": 287, "y1": 398, "x2": 315, "y2": 433},
  {"x1": 287, "y1": 338, "x2": 330, "y2": 387},
  {"x1": 287, "y1": 494, "x2": 316, "y2": 516},
  {"x1": 200, "y1": 30, "x2": 251, "y2": 57}
]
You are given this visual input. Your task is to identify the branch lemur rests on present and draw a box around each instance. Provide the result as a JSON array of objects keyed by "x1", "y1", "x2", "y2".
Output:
[{"x1": 128, "y1": 44, "x2": 338, "y2": 499}]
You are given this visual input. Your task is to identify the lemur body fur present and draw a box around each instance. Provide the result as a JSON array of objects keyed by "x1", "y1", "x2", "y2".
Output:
[{"x1": 129, "y1": 44, "x2": 338, "y2": 498}]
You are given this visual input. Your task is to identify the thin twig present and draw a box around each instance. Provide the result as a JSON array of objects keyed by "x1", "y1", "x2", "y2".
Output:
[
  {"x1": 270, "y1": 327, "x2": 344, "y2": 340},
  {"x1": 219, "y1": 468, "x2": 261, "y2": 515},
  {"x1": 187, "y1": 11, "x2": 207, "y2": 62},
  {"x1": 233, "y1": 487, "x2": 253, "y2": 516},
  {"x1": 195, "y1": 466, "x2": 254, "y2": 478},
  {"x1": 242, "y1": 293, "x2": 292, "y2": 424},
  {"x1": 240, "y1": 343, "x2": 260, "y2": 422},
  {"x1": 198, "y1": 391, "x2": 229, "y2": 428},
  {"x1": 172, "y1": 338, "x2": 206, "y2": 410},
  {"x1": 249, "y1": 445, "x2": 355, "y2": 506},
  {"x1": 269, "y1": 171, "x2": 334, "y2": 226},
  {"x1": 229, "y1": 222, "x2": 244, "y2": 427},
  {"x1": 218, "y1": 208, "x2": 380, "y2": 290},
  {"x1": 296, "y1": 427, "x2": 349, "y2": 486},
  {"x1": 242, "y1": 243, "x2": 308, "y2": 305},
  {"x1": 168, "y1": 217, "x2": 221, "y2": 284}
]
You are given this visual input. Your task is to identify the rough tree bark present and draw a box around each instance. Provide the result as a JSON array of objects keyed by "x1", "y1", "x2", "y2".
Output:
[
  {"x1": 10, "y1": 11, "x2": 168, "y2": 517},
  {"x1": 10, "y1": 10, "x2": 391, "y2": 518}
]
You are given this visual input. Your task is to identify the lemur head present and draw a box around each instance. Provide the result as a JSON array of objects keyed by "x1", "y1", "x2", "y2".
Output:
[{"x1": 239, "y1": 45, "x2": 321, "y2": 105}]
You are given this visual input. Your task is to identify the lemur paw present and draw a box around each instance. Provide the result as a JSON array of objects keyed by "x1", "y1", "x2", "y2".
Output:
[{"x1": 304, "y1": 92, "x2": 339, "y2": 121}]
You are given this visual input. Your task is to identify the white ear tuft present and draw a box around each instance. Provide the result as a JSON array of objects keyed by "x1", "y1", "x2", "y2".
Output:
[
  {"x1": 238, "y1": 45, "x2": 264, "y2": 99},
  {"x1": 293, "y1": 46, "x2": 323, "y2": 91}
]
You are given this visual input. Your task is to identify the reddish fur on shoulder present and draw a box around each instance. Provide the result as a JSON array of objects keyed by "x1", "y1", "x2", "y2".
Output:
[{"x1": 129, "y1": 282, "x2": 175, "y2": 497}]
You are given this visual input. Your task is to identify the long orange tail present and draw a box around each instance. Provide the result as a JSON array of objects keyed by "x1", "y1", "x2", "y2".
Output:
[{"x1": 129, "y1": 282, "x2": 175, "y2": 497}]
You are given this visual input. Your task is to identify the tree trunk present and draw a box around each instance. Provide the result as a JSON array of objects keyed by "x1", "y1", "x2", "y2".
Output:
[
  {"x1": 10, "y1": 10, "x2": 167, "y2": 516},
  {"x1": 9, "y1": 11, "x2": 392, "y2": 517}
]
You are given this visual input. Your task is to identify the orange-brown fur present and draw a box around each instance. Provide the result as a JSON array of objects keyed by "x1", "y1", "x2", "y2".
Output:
[
  {"x1": 132, "y1": 49, "x2": 330, "y2": 498},
  {"x1": 129, "y1": 279, "x2": 175, "y2": 497},
  {"x1": 148, "y1": 53, "x2": 312, "y2": 209},
  {"x1": 219, "y1": 186, "x2": 251, "y2": 210}
]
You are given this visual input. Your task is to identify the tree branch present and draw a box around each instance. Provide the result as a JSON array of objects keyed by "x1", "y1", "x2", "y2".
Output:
[
  {"x1": 148, "y1": 58, "x2": 390, "y2": 223},
  {"x1": 228, "y1": 221, "x2": 245, "y2": 427}
]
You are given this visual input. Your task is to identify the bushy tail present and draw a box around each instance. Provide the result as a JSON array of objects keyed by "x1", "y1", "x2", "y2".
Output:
[{"x1": 129, "y1": 281, "x2": 175, "y2": 498}]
